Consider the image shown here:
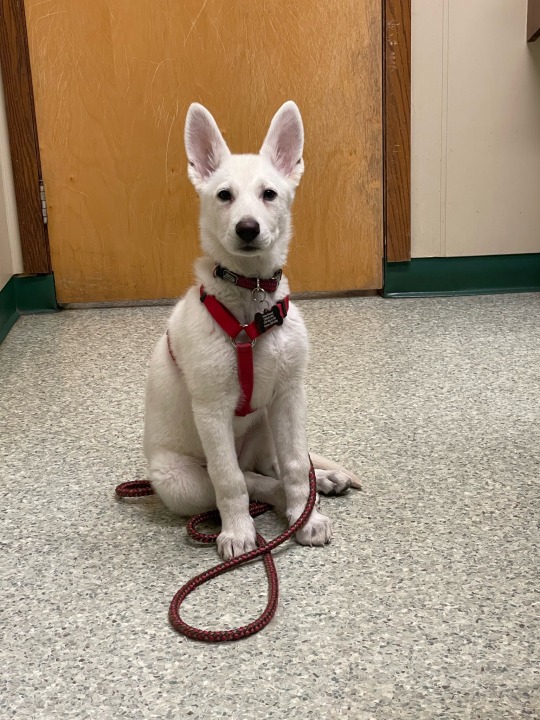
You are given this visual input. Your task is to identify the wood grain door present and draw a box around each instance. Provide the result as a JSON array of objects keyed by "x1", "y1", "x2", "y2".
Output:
[{"x1": 24, "y1": 0, "x2": 382, "y2": 303}]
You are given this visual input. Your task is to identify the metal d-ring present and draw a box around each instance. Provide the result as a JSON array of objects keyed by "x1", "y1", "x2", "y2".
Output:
[
  {"x1": 230, "y1": 326, "x2": 257, "y2": 348},
  {"x1": 252, "y1": 280, "x2": 268, "y2": 308}
]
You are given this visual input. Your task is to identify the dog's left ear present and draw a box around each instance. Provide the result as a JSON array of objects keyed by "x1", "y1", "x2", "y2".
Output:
[{"x1": 260, "y1": 101, "x2": 304, "y2": 186}]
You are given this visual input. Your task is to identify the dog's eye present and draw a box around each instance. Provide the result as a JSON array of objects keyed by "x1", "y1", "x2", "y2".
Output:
[
  {"x1": 263, "y1": 189, "x2": 277, "y2": 201},
  {"x1": 217, "y1": 189, "x2": 232, "y2": 201}
]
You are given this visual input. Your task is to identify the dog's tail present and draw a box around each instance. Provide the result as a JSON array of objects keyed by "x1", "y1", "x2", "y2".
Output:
[{"x1": 310, "y1": 453, "x2": 362, "y2": 490}]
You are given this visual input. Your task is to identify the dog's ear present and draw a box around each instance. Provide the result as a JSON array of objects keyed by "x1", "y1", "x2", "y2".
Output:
[
  {"x1": 185, "y1": 103, "x2": 230, "y2": 188},
  {"x1": 260, "y1": 101, "x2": 304, "y2": 186}
]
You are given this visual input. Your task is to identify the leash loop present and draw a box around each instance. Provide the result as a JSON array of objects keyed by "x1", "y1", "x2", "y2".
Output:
[{"x1": 115, "y1": 462, "x2": 317, "y2": 642}]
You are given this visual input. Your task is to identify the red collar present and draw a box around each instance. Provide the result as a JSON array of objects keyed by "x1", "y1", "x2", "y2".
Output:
[
  {"x1": 167, "y1": 288, "x2": 289, "y2": 418},
  {"x1": 213, "y1": 265, "x2": 283, "y2": 293}
]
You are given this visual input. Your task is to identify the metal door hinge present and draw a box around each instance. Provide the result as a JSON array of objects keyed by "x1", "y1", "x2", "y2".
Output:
[{"x1": 39, "y1": 179, "x2": 48, "y2": 225}]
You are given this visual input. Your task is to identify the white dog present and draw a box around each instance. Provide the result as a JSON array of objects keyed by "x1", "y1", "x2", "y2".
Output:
[{"x1": 143, "y1": 101, "x2": 360, "y2": 560}]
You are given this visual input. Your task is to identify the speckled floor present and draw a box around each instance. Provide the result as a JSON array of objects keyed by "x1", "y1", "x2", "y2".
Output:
[{"x1": 1, "y1": 293, "x2": 539, "y2": 719}]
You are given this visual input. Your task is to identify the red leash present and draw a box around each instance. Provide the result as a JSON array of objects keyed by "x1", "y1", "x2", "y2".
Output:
[{"x1": 115, "y1": 462, "x2": 317, "y2": 642}]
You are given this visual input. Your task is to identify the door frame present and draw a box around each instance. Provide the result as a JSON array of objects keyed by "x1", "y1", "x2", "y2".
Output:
[
  {"x1": 0, "y1": 0, "x2": 50, "y2": 274},
  {"x1": 383, "y1": 0, "x2": 411, "y2": 262},
  {"x1": 0, "y1": 0, "x2": 411, "y2": 279}
]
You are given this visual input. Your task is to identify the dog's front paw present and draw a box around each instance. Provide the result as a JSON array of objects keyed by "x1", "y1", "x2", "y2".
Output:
[
  {"x1": 295, "y1": 509, "x2": 332, "y2": 547},
  {"x1": 217, "y1": 520, "x2": 257, "y2": 561},
  {"x1": 315, "y1": 469, "x2": 352, "y2": 496}
]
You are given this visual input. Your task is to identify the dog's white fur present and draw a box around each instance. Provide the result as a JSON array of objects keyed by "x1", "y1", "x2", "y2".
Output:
[{"x1": 143, "y1": 101, "x2": 360, "y2": 560}]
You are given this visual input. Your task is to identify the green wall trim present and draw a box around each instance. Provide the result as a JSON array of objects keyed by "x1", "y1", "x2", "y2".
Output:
[
  {"x1": 383, "y1": 254, "x2": 540, "y2": 297},
  {"x1": 0, "y1": 277, "x2": 19, "y2": 344},
  {"x1": 0, "y1": 273, "x2": 58, "y2": 344},
  {"x1": 15, "y1": 274, "x2": 58, "y2": 313}
]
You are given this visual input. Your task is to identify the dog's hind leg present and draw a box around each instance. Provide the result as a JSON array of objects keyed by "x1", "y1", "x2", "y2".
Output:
[
  {"x1": 239, "y1": 416, "x2": 354, "y2": 499},
  {"x1": 148, "y1": 450, "x2": 286, "y2": 517},
  {"x1": 239, "y1": 417, "x2": 356, "y2": 498},
  {"x1": 311, "y1": 453, "x2": 362, "y2": 490},
  {"x1": 148, "y1": 451, "x2": 214, "y2": 516}
]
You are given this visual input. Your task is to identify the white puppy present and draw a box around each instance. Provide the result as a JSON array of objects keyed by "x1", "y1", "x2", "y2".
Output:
[{"x1": 143, "y1": 101, "x2": 360, "y2": 560}]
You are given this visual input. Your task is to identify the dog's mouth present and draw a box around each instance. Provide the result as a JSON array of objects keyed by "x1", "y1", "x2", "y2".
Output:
[
  {"x1": 233, "y1": 241, "x2": 266, "y2": 255},
  {"x1": 227, "y1": 233, "x2": 270, "y2": 256}
]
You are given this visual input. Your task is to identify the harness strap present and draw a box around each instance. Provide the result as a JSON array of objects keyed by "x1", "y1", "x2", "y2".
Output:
[
  {"x1": 166, "y1": 329, "x2": 178, "y2": 365},
  {"x1": 166, "y1": 288, "x2": 289, "y2": 417},
  {"x1": 166, "y1": 332, "x2": 254, "y2": 417},
  {"x1": 235, "y1": 343, "x2": 255, "y2": 416},
  {"x1": 200, "y1": 286, "x2": 289, "y2": 416},
  {"x1": 199, "y1": 290, "x2": 258, "y2": 340}
]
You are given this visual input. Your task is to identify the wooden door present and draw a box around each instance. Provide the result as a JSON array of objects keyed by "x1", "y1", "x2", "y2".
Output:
[{"x1": 24, "y1": 1, "x2": 382, "y2": 303}]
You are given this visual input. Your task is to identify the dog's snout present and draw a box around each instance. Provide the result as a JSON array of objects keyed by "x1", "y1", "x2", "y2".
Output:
[{"x1": 235, "y1": 218, "x2": 260, "y2": 244}]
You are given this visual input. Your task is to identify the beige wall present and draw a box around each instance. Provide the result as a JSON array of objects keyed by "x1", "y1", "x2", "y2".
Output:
[
  {"x1": 0, "y1": 68, "x2": 23, "y2": 291},
  {"x1": 412, "y1": 0, "x2": 540, "y2": 258}
]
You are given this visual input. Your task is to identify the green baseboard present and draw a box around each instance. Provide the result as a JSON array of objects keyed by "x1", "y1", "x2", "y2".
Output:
[
  {"x1": 383, "y1": 254, "x2": 540, "y2": 298},
  {"x1": 0, "y1": 274, "x2": 58, "y2": 344},
  {"x1": 0, "y1": 277, "x2": 19, "y2": 344},
  {"x1": 1, "y1": 258, "x2": 538, "y2": 341},
  {"x1": 15, "y1": 274, "x2": 58, "y2": 313}
]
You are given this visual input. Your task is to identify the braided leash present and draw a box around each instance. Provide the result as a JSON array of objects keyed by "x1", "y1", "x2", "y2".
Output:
[{"x1": 115, "y1": 462, "x2": 317, "y2": 642}]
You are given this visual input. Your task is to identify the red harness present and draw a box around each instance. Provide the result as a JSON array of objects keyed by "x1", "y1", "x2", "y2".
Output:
[{"x1": 167, "y1": 286, "x2": 289, "y2": 417}]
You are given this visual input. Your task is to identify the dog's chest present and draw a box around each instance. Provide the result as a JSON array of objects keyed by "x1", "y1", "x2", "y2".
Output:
[
  {"x1": 250, "y1": 333, "x2": 283, "y2": 406},
  {"x1": 178, "y1": 289, "x2": 307, "y2": 411},
  {"x1": 249, "y1": 320, "x2": 304, "y2": 409}
]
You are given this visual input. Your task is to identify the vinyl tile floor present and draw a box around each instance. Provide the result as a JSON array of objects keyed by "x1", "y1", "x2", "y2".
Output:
[{"x1": 1, "y1": 293, "x2": 539, "y2": 720}]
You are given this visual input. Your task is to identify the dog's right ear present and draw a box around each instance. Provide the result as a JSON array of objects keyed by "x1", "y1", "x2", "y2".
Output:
[{"x1": 184, "y1": 103, "x2": 230, "y2": 188}]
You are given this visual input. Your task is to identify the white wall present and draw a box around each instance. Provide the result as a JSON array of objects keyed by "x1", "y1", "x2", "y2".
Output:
[
  {"x1": 0, "y1": 67, "x2": 23, "y2": 291},
  {"x1": 412, "y1": 0, "x2": 540, "y2": 258}
]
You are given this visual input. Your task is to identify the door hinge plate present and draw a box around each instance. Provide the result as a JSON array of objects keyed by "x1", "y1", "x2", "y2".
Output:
[{"x1": 39, "y1": 179, "x2": 48, "y2": 225}]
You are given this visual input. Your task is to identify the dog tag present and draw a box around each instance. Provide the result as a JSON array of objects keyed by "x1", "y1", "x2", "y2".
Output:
[{"x1": 254, "y1": 306, "x2": 284, "y2": 334}]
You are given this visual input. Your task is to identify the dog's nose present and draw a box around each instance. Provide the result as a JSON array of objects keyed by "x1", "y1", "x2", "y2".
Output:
[{"x1": 235, "y1": 218, "x2": 260, "y2": 243}]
